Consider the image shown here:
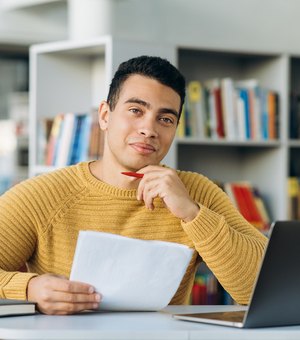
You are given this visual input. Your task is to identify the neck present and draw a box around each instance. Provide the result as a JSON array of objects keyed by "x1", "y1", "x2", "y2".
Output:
[{"x1": 89, "y1": 159, "x2": 140, "y2": 190}]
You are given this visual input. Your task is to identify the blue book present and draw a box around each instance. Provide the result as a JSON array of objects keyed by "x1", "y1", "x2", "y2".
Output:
[
  {"x1": 67, "y1": 115, "x2": 79, "y2": 165},
  {"x1": 238, "y1": 88, "x2": 251, "y2": 140},
  {"x1": 69, "y1": 115, "x2": 85, "y2": 165},
  {"x1": 260, "y1": 88, "x2": 269, "y2": 140},
  {"x1": 77, "y1": 114, "x2": 92, "y2": 162}
]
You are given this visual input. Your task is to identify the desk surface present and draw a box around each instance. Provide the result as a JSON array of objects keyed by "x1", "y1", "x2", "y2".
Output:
[{"x1": 1, "y1": 305, "x2": 300, "y2": 340}]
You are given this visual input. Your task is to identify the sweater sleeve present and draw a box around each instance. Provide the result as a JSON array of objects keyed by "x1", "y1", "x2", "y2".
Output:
[
  {"x1": 180, "y1": 173, "x2": 268, "y2": 305},
  {"x1": 0, "y1": 166, "x2": 83, "y2": 300},
  {"x1": 0, "y1": 181, "x2": 40, "y2": 300}
]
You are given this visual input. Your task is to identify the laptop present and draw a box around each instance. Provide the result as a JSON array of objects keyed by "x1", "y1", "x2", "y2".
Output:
[{"x1": 173, "y1": 221, "x2": 300, "y2": 328}]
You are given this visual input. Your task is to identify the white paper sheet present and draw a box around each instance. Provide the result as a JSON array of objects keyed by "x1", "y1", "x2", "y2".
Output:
[{"x1": 70, "y1": 231, "x2": 194, "y2": 311}]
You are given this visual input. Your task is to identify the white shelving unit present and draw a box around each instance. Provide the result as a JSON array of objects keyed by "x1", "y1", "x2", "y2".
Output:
[
  {"x1": 0, "y1": 0, "x2": 63, "y2": 10},
  {"x1": 29, "y1": 36, "x2": 176, "y2": 176},
  {"x1": 29, "y1": 36, "x2": 299, "y2": 221}
]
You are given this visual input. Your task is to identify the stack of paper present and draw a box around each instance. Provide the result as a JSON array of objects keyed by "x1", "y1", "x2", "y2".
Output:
[{"x1": 70, "y1": 231, "x2": 194, "y2": 311}]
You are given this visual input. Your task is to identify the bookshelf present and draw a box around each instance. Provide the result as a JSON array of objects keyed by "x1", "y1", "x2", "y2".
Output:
[
  {"x1": 29, "y1": 36, "x2": 297, "y2": 222},
  {"x1": 176, "y1": 48, "x2": 289, "y2": 222}
]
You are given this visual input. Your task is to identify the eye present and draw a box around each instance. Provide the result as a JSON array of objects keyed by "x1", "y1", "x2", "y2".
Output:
[
  {"x1": 159, "y1": 116, "x2": 175, "y2": 125},
  {"x1": 129, "y1": 107, "x2": 142, "y2": 115}
]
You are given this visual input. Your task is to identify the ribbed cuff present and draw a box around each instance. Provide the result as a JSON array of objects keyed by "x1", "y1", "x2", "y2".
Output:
[
  {"x1": 3, "y1": 272, "x2": 38, "y2": 300},
  {"x1": 181, "y1": 204, "x2": 225, "y2": 242}
]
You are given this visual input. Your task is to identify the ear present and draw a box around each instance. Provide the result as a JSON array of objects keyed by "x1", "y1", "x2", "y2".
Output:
[{"x1": 98, "y1": 101, "x2": 110, "y2": 131}]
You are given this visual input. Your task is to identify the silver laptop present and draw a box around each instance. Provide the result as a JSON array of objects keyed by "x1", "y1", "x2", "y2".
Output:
[{"x1": 174, "y1": 221, "x2": 300, "y2": 328}]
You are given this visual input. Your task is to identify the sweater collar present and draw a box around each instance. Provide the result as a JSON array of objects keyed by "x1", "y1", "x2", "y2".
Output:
[{"x1": 78, "y1": 161, "x2": 138, "y2": 199}]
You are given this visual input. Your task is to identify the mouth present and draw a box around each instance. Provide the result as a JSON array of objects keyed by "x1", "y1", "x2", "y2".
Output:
[{"x1": 129, "y1": 142, "x2": 157, "y2": 155}]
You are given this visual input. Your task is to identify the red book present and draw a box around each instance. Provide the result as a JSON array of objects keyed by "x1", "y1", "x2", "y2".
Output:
[
  {"x1": 231, "y1": 182, "x2": 264, "y2": 229},
  {"x1": 231, "y1": 184, "x2": 251, "y2": 221},
  {"x1": 192, "y1": 283, "x2": 201, "y2": 305},
  {"x1": 214, "y1": 87, "x2": 225, "y2": 138}
]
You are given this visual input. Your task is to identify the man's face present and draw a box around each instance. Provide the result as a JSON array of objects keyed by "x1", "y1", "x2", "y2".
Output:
[{"x1": 99, "y1": 74, "x2": 181, "y2": 171}]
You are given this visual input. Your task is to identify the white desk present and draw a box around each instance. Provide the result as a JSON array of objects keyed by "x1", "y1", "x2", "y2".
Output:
[{"x1": 0, "y1": 305, "x2": 300, "y2": 340}]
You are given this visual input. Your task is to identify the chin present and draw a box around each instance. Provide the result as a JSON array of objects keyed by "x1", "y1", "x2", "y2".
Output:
[{"x1": 124, "y1": 159, "x2": 160, "y2": 171}]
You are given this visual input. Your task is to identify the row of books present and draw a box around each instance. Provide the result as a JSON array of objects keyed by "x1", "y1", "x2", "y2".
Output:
[
  {"x1": 290, "y1": 92, "x2": 300, "y2": 139},
  {"x1": 219, "y1": 181, "x2": 271, "y2": 231},
  {"x1": 191, "y1": 272, "x2": 233, "y2": 305},
  {"x1": 178, "y1": 78, "x2": 279, "y2": 141},
  {"x1": 38, "y1": 110, "x2": 104, "y2": 167}
]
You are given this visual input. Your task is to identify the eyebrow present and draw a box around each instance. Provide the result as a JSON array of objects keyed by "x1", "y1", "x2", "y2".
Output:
[{"x1": 124, "y1": 97, "x2": 179, "y2": 118}]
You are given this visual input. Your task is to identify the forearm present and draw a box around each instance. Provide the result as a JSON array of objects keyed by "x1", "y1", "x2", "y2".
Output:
[{"x1": 182, "y1": 204, "x2": 267, "y2": 305}]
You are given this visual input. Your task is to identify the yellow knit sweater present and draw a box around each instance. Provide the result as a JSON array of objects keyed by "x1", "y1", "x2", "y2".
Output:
[{"x1": 0, "y1": 162, "x2": 267, "y2": 304}]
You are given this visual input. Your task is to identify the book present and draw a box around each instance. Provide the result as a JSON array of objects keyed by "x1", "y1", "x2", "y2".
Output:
[
  {"x1": 37, "y1": 118, "x2": 53, "y2": 165},
  {"x1": 235, "y1": 79, "x2": 261, "y2": 140},
  {"x1": 45, "y1": 114, "x2": 63, "y2": 166},
  {"x1": 191, "y1": 264, "x2": 233, "y2": 306},
  {"x1": 236, "y1": 88, "x2": 251, "y2": 139},
  {"x1": 204, "y1": 79, "x2": 221, "y2": 139},
  {"x1": 54, "y1": 112, "x2": 76, "y2": 167},
  {"x1": 287, "y1": 177, "x2": 299, "y2": 220},
  {"x1": 187, "y1": 81, "x2": 205, "y2": 138},
  {"x1": 289, "y1": 93, "x2": 300, "y2": 139},
  {"x1": 41, "y1": 110, "x2": 105, "y2": 167},
  {"x1": 88, "y1": 110, "x2": 104, "y2": 159},
  {"x1": 177, "y1": 104, "x2": 186, "y2": 138},
  {"x1": 0, "y1": 299, "x2": 35, "y2": 317},
  {"x1": 224, "y1": 181, "x2": 269, "y2": 231},
  {"x1": 221, "y1": 78, "x2": 236, "y2": 140}
]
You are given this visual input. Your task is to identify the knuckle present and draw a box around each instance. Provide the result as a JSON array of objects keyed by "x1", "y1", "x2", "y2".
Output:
[
  {"x1": 40, "y1": 302, "x2": 51, "y2": 313},
  {"x1": 64, "y1": 281, "x2": 72, "y2": 291},
  {"x1": 68, "y1": 294, "x2": 76, "y2": 303},
  {"x1": 166, "y1": 168, "x2": 175, "y2": 176},
  {"x1": 41, "y1": 292, "x2": 51, "y2": 302},
  {"x1": 44, "y1": 277, "x2": 53, "y2": 288},
  {"x1": 66, "y1": 304, "x2": 76, "y2": 313}
]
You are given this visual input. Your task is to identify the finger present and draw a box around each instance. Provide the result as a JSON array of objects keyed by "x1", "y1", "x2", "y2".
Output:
[
  {"x1": 143, "y1": 184, "x2": 161, "y2": 210},
  {"x1": 137, "y1": 172, "x2": 162, "y2": 201},
  {"x1": 40, "y1": 301, "x2": 100, "y2": 315},
  {"x1": 43, "y1": 290, "x2": 101, "y2": 304},
  {"x1": 47, "y1": 278, "x2": 95, "y2": 294}
]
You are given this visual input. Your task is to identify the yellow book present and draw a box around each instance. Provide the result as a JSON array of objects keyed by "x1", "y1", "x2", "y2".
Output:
[
  {"x1": 177, "y1": 104, "x2": 186, "y2": 138},
  {"x1": 287, "y1": 177, "x2": 299, "y2": 220}
]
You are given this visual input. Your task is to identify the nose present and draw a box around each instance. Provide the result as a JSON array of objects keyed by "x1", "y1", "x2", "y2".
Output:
[{"x1": 138, "y1": 117, "x2": 158, "y2": 138}]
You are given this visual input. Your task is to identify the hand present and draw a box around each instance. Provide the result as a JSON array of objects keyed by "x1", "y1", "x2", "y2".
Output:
[
  {"x1": 136, "y1": 165, "x2": 199, "y2": 222},
  {"x1": 27, "y1": 274, "x2": 101, "y2": 315}
]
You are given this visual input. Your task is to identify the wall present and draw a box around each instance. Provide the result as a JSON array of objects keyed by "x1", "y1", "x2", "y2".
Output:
[
  {"x1": 1, "y1": 0, "x2": 300, "y2": 55},
  {"x1": 0, "y1": 0, "x2": 67, "y2": 44},
  {"x1": 112, "y1": 0, "x2": 300, "y2": 54}
]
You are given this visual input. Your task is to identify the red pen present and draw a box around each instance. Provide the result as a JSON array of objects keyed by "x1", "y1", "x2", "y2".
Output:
[{"x1": 121, "y1": 171, "x2": 144, "y2": 178}]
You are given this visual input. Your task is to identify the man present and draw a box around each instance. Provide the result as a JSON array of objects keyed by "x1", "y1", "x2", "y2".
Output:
[{"x1": 0, "y1": 56, "x2": 267, "y2": 315}]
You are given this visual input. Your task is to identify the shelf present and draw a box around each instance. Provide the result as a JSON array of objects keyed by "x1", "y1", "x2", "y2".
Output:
[
  {"x1": 30, "y1": 36, "x2": 111, "y2": 55},
  {"x1": 288, "y1": 140, "x2": 300, "y2": 148},
  {"x1": 0, "y1": 0, "x2": 63, "y2": 11},
  {"x1": 176, "y1": 138, "x2": 281, "y2": 147}
]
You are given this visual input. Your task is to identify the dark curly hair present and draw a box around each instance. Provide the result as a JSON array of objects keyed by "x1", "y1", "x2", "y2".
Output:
[{"x1": 106, "y1": 55, "x2": 186, "y2": 120}]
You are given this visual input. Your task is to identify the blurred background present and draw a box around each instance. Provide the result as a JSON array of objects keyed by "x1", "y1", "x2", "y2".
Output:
[
  {"x1": 1, "y1": 0, "x2": 300, "y2": 305},
  {"x1": 1, "y1": 0, "x2": 300, "y2": 190}
]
